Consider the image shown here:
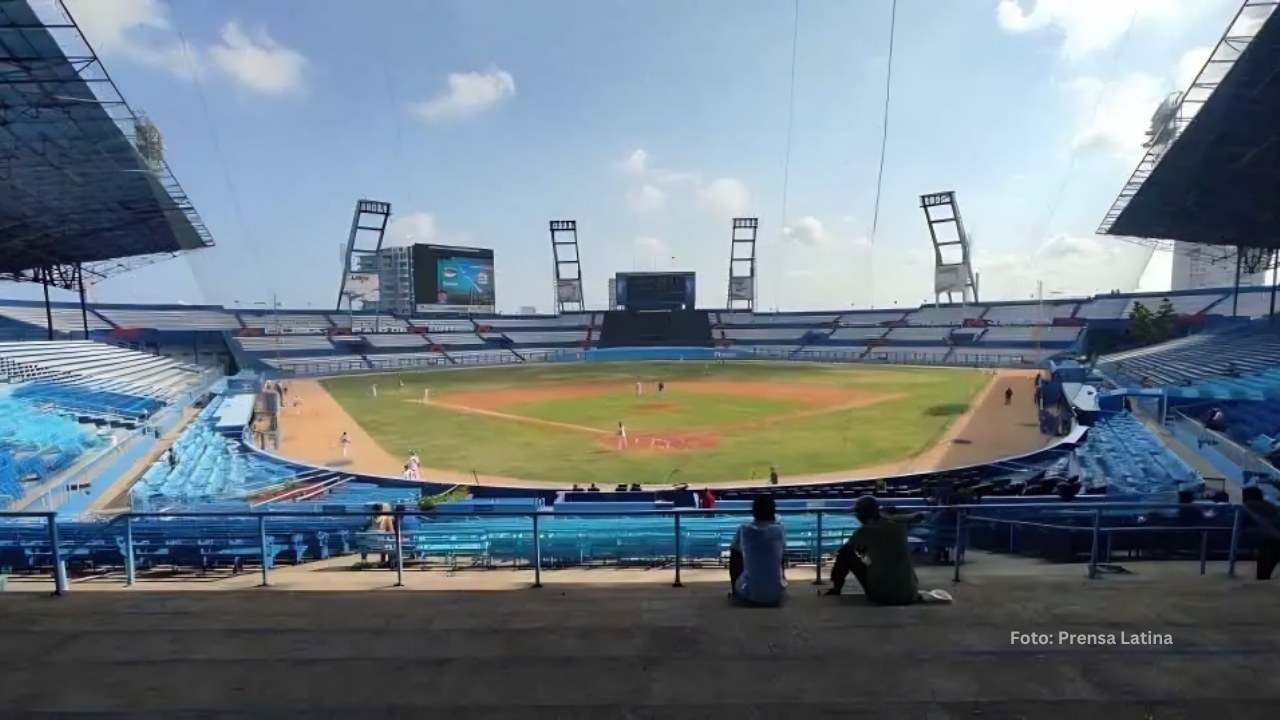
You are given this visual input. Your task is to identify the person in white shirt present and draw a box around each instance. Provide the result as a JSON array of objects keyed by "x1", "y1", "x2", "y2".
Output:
[
  {"x1": 339, "y1": 432, "x2": 350, "y2": 458},
  {"x1": 408, "y1": 451, "x2": 420, "y2": 480},
  {"x1": 729, "y1": 495, "x2": 787, "y2": 606},
  {"x1": 616, "y1": 421, "x2": 627, "y2": 450}
]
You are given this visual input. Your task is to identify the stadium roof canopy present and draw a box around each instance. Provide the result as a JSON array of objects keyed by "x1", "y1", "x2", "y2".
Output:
[
  {"x1": 1098, "y1": 1, "x2": 1280, "y2": 251},
  {"x1": 0, "y1": 0, "x2": 214, "y2": 283}
]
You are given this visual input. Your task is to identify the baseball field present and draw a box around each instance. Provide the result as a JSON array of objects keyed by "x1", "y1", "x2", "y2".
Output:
[{"x1": 274, "y1": 362, "x2": 1047, "y2": 487}]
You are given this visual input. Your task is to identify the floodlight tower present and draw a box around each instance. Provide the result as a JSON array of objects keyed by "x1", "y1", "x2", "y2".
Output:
[
  {"x1": 549, "y1": 220, "x2": 585, "y2": 313},
  {"x1": 726, "y1": 218, "x2": 758, "y2": 310},
  {"x1": 920, "y1": 191, "x2": 979, "y2": 305},
  {"x1": 335, "y1": 200, "x2": 391, "y2": 312}
]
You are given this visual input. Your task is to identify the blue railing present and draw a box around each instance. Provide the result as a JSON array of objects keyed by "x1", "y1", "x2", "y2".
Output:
[{"x1": 0, "y1": 502, "x2": 1262, "y2": 595}]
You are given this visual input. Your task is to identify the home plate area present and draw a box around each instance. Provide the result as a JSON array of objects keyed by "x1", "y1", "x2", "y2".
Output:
[{"x1": 596, "y1": 431, "x2": 721, "y2": 453}]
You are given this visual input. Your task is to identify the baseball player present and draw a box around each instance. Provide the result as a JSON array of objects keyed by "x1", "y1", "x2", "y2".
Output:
[
  {"x1": 408, "y1": 451, "x2": 421, "y2": 480},
  {"x1": 423, "y1": 388, "x2": 431, "y2": 404},
  {"x1": 616, "y1": 421, "x2": 627, "y2": 450},
  {"x1": 339, "y1": 431, "x2": 350, "y2": 458},
  {"x1": 370, "y1": 383, "x2": 378, "y2": 398},
  {"x1": 635, "y1": 381, "x2": 643, "y2": 396}
]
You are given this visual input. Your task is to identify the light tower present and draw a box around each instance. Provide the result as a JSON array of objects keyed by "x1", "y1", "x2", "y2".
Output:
[{"x1": 920, "y1": 191, "x2": 979, "y2": 305}]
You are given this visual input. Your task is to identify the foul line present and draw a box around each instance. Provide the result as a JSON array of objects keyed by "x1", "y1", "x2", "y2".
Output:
[{"x1": 423, "y1": 401, "x2": 608, "y2": 435}]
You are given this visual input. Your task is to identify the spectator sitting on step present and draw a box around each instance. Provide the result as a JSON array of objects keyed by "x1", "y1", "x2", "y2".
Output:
[
  {"x1": 1242, "y1": 486, "x2": 1280, "y2": 581},
  {"x1": 825, "y1": 496, "x2": 926, "y2": 605},
  {"x1": 728, "y1": 495, "x2": 787, "y2": 606}
]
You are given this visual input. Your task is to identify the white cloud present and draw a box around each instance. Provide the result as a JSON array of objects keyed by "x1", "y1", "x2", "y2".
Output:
[
  {"x1": 1067, "y1": 73, "x2": 1167, "y2": 158},
  {"x1": 625, "y1": 184, "x2": 667, "y2": 214},
  {"x1": 698, "y1": 178, "x2": 752, "y2": 219},
  {"x1": 385, "y1": 212, "x2": 440, "y2": 247},
  {"x1": 971, "y1": 234, "x2": 1152, "y2": 300},
  {"x1": 782, "y1": 216, "x2": 830, "y2": 248},
  {"x1": 996, "y1": 0, "x2": 1219, "y2": 62},
  {"x1": 622, "y1": 149, "x2": 649, "y2": 177},
  {"x1": 1175, "y1": 47, "x2": 1212, "y2": 90},
  {"x1": 413, "y1": 67, "x2": 516, "y2": 121},
  {"x1": 64, "y1": 0, "x2": 198, "y2": 77},
  {"x1": 207, "y1": 22, "x2": 307, "y2": 95},
  {"x1": 617, "y1": 148, "x2": 738, "y2": 217}
]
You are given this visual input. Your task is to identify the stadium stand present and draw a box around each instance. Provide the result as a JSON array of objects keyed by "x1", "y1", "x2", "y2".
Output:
[
  {"x1": 981, "y1": 302, "x2": 1078, "y2": 323},
  {"x1": 94, "y1": 307, "x2": 241, "y2": 331},
  {"x1": 236, "y1": 312, "x2": 333, "y2": 334},
  {"x1": 1077, "y1": 413, "x2": 1200, "y2": 494},
  {"x1": 0, "y1": 393, "x2": 100, "y2": 510},
  {"x1": 0, "y1": 341, "x2": 204, "y2": 402}
]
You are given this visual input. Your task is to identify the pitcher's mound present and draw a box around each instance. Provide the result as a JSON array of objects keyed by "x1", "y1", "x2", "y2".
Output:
[{"x1": 598, "y1": 432, "x2": 720, "y2": 453}]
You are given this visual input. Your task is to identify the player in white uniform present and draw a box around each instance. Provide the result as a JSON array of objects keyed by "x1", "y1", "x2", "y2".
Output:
[
  {"x1": 616, "y1": 422, "x2": 627, "y2": 450},
  {"x1": 635, "y1": 381, "x2": 643, "y2": 396},
  {"x1": 339, "y1": 432, "x2": 350, "y2": 458},
  {"x1": 408, "y1": 451, "x2": 421, "y2": 480},
  {"x1": 370, "y1": 383, "x2": 378, "y2": 398},
  {"x1": 423, "y1": 388, "x2": 431, "y2": 403}
]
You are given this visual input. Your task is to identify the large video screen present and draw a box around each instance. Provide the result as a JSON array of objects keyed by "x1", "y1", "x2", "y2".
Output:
[
  {"x1": 614, "y1": 272, "x2": 696, "y2": 310},
  {"x1": 412, "y1": 244, "x2": 495, "y2": 308},
  {"x1": 437, "y1": 256, "x2": 494, "y2": 304}
]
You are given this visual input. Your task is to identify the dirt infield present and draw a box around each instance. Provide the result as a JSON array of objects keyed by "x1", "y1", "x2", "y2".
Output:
[{"x1": 595, "y1": 431, "x2": 721, "y2": 453}]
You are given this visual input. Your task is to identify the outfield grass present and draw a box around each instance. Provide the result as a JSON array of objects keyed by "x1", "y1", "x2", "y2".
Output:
[{"x1": 320, "y1": 362, "x2": 990, "y2": 485}]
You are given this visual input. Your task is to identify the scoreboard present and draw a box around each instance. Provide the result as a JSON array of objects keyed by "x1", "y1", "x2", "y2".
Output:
[{"x1": 614, "y1": 272, "x2": 696, "y2": 310}]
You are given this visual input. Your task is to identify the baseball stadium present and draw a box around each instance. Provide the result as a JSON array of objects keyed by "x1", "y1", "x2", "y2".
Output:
[{"x1": 3, "y1": 0, "x2": 1280, "y2": 715}]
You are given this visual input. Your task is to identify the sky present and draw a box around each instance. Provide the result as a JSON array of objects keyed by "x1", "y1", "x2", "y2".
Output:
[{"x1": 2, "y1": 0, "x2": 1261, "y2": 312}]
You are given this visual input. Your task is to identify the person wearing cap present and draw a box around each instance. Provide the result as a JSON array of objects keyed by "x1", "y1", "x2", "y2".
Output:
[{"x1": 825, "y1": 495, "x2": 925, "y2": 605}]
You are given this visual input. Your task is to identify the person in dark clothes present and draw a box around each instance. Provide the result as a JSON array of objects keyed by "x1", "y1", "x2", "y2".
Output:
[
  {"x1": 167, "y1": 448, "x2": 177, "y2": 470},
  {"x1": 1004, "y1": 387, "x2": 1013, "y2": 405},
  {"x1": 658, "y1": 381, "x2": 665, "y2": 393},
  {"x1": 769, "y1": 466, "x2": 779, "y2": 485},
  {"x1": 1242, "y1": 486, "x2": 1280, "y2": 580},
  {"x1": 825, "y1": 496, "x2": 926, "y2": 605}
]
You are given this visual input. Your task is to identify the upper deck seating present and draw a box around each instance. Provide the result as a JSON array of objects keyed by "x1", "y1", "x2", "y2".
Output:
[
  {"x1": 1075, "y1": 296, "x2": 1130, "y2": 320},
  {"x1": 0, "y1": 304, "x2": 112, "y2": 332},
  {"x1": 838, "y1": 310, "x2": 907, "y2": 325},
  {"x1": 1122, "y1": 294, "x2": 1225, "y2": 317},
  {"x1": 0, "y1": 341, "x2": 202, "y2": 400},
  {"x1": 906, "y1": 306, "x2": 984, "y2": 326},
  {"x1": 260, "y1": 356, "x2": 368, "y2": 374},
  {"x1": 95, "y1": 308, "x2": 240, "y2": 331},
  {"x1": 981, "y1": 303, "x2": 1077, "y2": 324},
  {"x1": 236, "y1": 313, "x2": 333, "y2": 334}
]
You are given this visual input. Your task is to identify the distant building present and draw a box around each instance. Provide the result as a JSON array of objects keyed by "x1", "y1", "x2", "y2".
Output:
[
  {"x1": 355, "y1": 246, "x2": 413, "y2": 315},
  {"x1": 1171, "y1": 242, "x2": 1266, "y2": 291}
]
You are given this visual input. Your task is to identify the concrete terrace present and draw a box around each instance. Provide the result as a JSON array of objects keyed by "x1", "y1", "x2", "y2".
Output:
[{"x1": 3, "y1": 559, "x2": 1280, "y2": 717}]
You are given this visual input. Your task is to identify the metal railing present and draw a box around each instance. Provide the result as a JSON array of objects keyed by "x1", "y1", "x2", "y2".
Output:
[{"x1": 0, "y1": 502, "x2": 1262, "y2": 595}]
